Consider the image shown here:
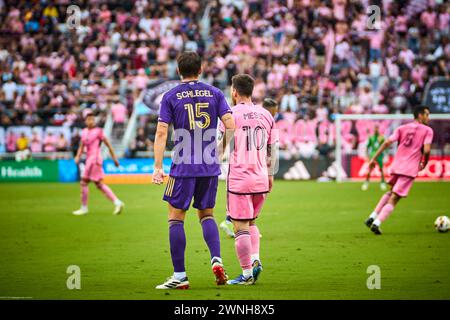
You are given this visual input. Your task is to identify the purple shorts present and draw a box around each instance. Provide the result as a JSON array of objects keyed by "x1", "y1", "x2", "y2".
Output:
[{"x1": 163, "y1": 176, "x2": 218, "y2": 211}]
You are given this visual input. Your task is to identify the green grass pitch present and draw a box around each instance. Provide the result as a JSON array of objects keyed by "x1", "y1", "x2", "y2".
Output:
[{"x1": 0, "y1": 181, "x2": 449, "y2": 300}]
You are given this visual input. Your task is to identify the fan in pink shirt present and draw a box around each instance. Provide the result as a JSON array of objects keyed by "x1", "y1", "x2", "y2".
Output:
[
  {"x1": 219, "y1": 75, "x2": 278, "y2": 284},
  {"x1": 364, "y1": 106, "x2": 434, "y2": 235},
  {"x1": 72, "y1": 113, "x2": 124, "y2": 216}
]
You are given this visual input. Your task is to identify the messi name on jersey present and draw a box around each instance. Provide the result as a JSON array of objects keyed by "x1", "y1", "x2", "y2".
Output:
[{"x1": 176, "y1": 90, "x2": 214, "y2": 100}]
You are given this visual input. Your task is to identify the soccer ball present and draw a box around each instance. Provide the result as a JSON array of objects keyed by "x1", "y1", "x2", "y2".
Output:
[{"x1": 434, "y1": 216, "x2": 450, "y2": 233}]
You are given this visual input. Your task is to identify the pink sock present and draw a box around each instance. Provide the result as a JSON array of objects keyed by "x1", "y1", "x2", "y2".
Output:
[
  {"x1": 234, "y1": 231, "x2": 252, "y2": 270},
  {"x1": 97, "y1": 183, "x2": 118, "y2": 203},
  {"x1": 81, "y1": 182, "x2": 89, "y2": 207},
  {"x1": 374, "y1": 192, "x2": 391, "y2": 214},
  {"x1": 378, "y1": 203, "x2": 395, "y2": 222},
  {"x1": 249, "y1": 225, "x2": 260, "y2": 258}
]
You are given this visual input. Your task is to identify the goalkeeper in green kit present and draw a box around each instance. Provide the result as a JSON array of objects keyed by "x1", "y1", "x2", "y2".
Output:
[{"x1": 362, "y1": 125, "x2": 387, "y2": 191}]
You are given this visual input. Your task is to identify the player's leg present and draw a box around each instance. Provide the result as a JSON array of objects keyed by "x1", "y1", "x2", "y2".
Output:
[
  {"x1": 228, "y1": 218, "x2": 254, "y2": 285},
  {"x1": 227, "y1": 193, "x2": 255, "y2": 285},
  {"x1": 156, "y1": 204, "x2": 190, "y2": 289},
  {"x1": 194, "y1": 177, "x2": 228, "y2": 285},
  {"x1": 94, "y1": 179, "x2": 124, "y2": 215},
  {"x1": 198, "y1": 209, "x2": 228, "y2": 285},
  {"x1": 73, "y1": 178, "x2": 90, "y2": 215},
  {"x1": 365, "y1": 190, "x2": 392, "y2": 227},
  {"x1": 156, "y1": 177, "x2": 193, "y2": 289},
  {"x1": 249, "y1": 193, "x2": 266, "y2": 282},
  {"x1": 365, "y1": 174, "x2": 397, "y2": 227},
  {"x1": 370, "y1": 192, "x2": 401, "y2": 235},
  {"x1": 370, "y1": 175, "x2": 414, "y2": 235}
]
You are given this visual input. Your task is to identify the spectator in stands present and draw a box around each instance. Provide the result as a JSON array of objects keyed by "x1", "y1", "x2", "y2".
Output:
[
  {"x1": 0, "y1": 0, "x2": 448, "y2": 161},
  {"x1": 16, "y1": 132, "x2": 29, "y2": 152},
  {"x1": 56, "y1": 133, "x2": 68, "y2": 152},
  {"x1": 43, "y1": 132, "x2": 57, "y2": 152},
  {"x1": 128, "y1": 127, "x2": 152, "y2": 158},
  {"x1": 30, "y1": 131, "x2": 42, "y2": 153}
]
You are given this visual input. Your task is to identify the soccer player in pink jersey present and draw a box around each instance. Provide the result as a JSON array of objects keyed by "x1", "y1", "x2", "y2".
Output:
[
  {"x1": 220, "y1": 75, "x2": 278, "y2": 285},
  {"x1": 364, "y1": 106, "x2": 433, "y2": 235},
  {"x1": 72, "y1": 113, "x2": 124, "y2": 216},
  {"x1": 219, "y1": 97, "x2": 279, "y2": 238}
]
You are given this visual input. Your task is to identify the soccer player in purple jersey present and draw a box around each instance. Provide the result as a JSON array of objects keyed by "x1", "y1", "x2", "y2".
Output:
[{"x1": 152, "y1": 52, "x2": 236, "y2": 289}]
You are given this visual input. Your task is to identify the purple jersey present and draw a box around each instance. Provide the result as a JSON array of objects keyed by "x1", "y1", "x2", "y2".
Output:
[{"x1": 158, "y1": 81, "x2": 231, "y2": 177}]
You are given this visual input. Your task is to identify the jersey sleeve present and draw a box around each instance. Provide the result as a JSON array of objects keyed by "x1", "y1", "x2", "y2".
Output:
[
  {"x1": 388, "y1": 127, "x2": 400, "y2": 143},
  {"x1": 216, "y1": 91, "x2": 232, "y2": 118},
  {"x1": 424, "y1": 127, "x2": 434, "y2": 144},
  {"x1": 158, "y1": 92, "x2": 173, "y2": 124}
]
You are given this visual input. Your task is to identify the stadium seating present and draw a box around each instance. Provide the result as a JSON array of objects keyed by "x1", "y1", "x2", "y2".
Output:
[{"x1": 0, "y1": 0, "x2": 448, "y2": 158}]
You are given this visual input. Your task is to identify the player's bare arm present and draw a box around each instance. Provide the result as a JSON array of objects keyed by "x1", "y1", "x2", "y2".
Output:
[
  {"x1": 369, "y1": 140, "x2": 392, "y2": 169},
  {"x1": 267, "y1": 143, "x2": 278, "y2": 192},
  {"x1": 419, "y1": 143, "x2": 431, "y2": 171},
  {"x1": 218, "y1": 113, "x2": 236, "y2": 161},
  {"x1": 74, "y1": 141, "x2": 84, "y2": 164},
  {"x1": 103, "y1": 137, "x2": 120, "y2": 167},
  {"x1": 153, "y1": 121, "x2": 169, "y2": 185}
]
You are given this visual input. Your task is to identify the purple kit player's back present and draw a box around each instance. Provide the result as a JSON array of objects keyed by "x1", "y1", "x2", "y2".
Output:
[
  {"x1": 158, "y1": 81, "x2": 231, "y2": 178},
  {"x1": 152, "y1": 51, "x2": 235, "y2": 290}
]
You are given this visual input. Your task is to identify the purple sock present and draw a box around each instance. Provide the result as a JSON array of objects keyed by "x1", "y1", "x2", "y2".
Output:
[
  {"x1": 201, "y1": 217, "x2": 221, "y2": 260},
  {"x1": 169, "y1": 220, "x2": 186, "y2": 273}
]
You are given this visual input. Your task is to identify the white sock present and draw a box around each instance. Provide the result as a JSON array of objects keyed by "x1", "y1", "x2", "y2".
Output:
[
  {"x1": 243, "y1": 268, "x2": 253, "y2": 278},
  {"x1": 373, "y1": 218, "x2": 381, "y2": 227},
  {"x1": 251, "y1": 254, "x2": 260, "y2": 264},
  {"x1": 369, "y1": 212, "x2": 378, "y2": 220},
  {"x1": 81, "y1": 205, "x2": 88, "y2": 211},
  {"x1": 173, "y1": 272, "x2": 187, "y2": 280},
  {"x1": 211, "y1": 256, "x2": 222, "y2": 265},
  {"x1": 114, "y1": 199, "x2": 122, "y2": 206}
]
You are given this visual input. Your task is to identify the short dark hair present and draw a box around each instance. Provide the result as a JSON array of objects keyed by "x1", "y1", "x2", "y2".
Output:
[
  {"x1": 413, "y1": 105, "x2": 430, "y2": 119},
  {"x1": 177, "y1": 51, "x2": 202, "y2": 78},
  {"x1": 231, "y1": 74, "x2": 255, "y2": 97},
  {"x1": 263, "y1": 98, "x2": 278, "y2": 109}
]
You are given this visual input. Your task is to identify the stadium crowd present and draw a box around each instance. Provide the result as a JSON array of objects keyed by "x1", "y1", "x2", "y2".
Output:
[{"x1": 0, "y1": 0, "x2": 448, "y2": 157}]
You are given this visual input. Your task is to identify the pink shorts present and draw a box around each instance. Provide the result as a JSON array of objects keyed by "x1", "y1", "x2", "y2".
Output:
[
  {"x1": 389, "y1": 174, "x2": 415, "y2": 198},
  {"x1": 82, "y1": 161, "x2": 104, "y2": 182},
  {"x1": 227, "y1": 193, "x2": 267, "y2": 221}
]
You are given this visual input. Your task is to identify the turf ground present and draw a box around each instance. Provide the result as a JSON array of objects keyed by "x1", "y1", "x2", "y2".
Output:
[{"x1": 0, "y1": 181, "x2": 449, "y2": 300}]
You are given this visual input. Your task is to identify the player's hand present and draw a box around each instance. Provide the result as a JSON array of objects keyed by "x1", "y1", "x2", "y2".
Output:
[
  {"x1": 113, "y1": 158, "x2": 120, "y2": 167},
  {"x1": 152, "y1": 167, "x2": 165, "y2": 185},
  {"x1": 74, "y1": 156, "x2": 80, "y2": 165},
  {"x1": 268, "y1": 175, "x2": 274, "y2": 192},
  {"x1": 368, "y1": 159, "x2": 376, "y2": 170}
]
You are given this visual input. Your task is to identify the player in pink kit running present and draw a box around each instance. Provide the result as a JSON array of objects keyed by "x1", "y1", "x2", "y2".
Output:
[
  {"x1": 364, "y1": 106, "x2": 433, "y2": 235},
  {"x1": 220, "y1": 75, "x2": 278, "y2": 284},
  {"x1": 73, "y1": 113, "x2": 124, "y2": 216}
]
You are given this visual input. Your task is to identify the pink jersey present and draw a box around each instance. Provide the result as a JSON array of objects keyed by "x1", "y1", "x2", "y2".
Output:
[
  {"x1": 388, "y1": 122, "x2": 434, "y2": 178},
  {"x1": 81, "y1": 127, "x2": 105, "y2": 165},
  {"x1": 222, "y1": 103, "x2": 276, "y2": 194}
]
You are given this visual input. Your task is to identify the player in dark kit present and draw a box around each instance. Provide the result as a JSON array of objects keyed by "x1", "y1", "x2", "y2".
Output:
[{"x1": 152, "y1": 51, "x2": 236, "y2": 289}]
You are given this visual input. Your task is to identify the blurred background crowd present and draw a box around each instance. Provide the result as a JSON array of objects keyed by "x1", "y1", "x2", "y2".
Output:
[{"x1": 0, "y1": 0, "x2": 448, "y2": 158}]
